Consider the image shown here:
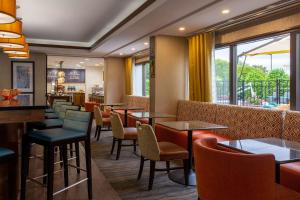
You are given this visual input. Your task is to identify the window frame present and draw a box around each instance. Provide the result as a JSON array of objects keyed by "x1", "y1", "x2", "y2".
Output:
[
  {"x1": 215, "y1": 29, "x2": 300, "y2": 110},
  {"x1": 133, "y1": 61, "x2": 150, "y2": 97}
]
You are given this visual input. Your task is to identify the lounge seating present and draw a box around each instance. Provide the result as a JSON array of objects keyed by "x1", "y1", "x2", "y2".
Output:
[
  {"x1": 110, "y1": 113, "x2": 138, "y2": 160},
  {"x1": 193, "y1": 138, "x2": 300, "y2": 200},
  {"x1": 136, "y1": 123, "x2": 188, "y2": 190}
]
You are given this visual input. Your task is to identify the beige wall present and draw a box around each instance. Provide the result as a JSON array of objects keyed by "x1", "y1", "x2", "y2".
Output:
[
  {"x1": 0, "y1": 52, "x2": 47, "y2": 105},
  {"x1": 151, "y1": 35, "x2": 187, "y2": 115},
  {"x1": 104, "y1": 57, "x2": 125, "y2": 103}
]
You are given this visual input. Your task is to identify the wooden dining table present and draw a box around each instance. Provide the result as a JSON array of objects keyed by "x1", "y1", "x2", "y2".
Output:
[
  {"x1": 219, "y1": 137, "x2": 300, "y2": 183},
  {"x1": 157, "y1": 120, "x2": 228, "y2": 186}
]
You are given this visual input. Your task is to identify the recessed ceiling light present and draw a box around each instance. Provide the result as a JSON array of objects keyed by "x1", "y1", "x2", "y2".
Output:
[
  {"x1": 144, "y1": 42, "x2": 149, "y2": 45},
  {"x1": 131, "y1": 48, "x2": 136, "y2": 51},
  {"x1": 222, "y1": 9, "x2": 230, "y2": 14},
  {"x1": 119, "y1": 53, "x2": 123, "y2": 55},
  {"x1": 55, "y1": 64, "x2": 59, "y2": 67},
  {"x1": 80, "y1": 61, "x2": 84, "y2": 64},
  {"x1": 95, "y1": 63, "x2": 100, "y2": 66},
  {"x1": 85, "y1": 58, "x2": 89, "y2": 61},
  {"x1": 178, "y1": 27, "x2": 186, "y2": 31}
]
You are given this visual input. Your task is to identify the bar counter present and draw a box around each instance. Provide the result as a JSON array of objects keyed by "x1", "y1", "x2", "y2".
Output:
[{"x1": 0, "y1": 101, "x2": 47, "y2": 199}]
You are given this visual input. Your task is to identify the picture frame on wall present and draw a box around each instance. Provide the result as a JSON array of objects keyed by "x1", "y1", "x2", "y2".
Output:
[{"x1": 11, "y1": 61, "x2": 35, "y2": 93}]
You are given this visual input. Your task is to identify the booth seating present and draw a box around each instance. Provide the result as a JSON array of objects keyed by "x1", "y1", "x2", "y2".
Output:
[
  {"x1": 114, "y1": 95, "x2": 149, "y2": 126},
  {"x1": 155, "y1": 100, "x2": 300, "y2": 194},
  {"x1": 155, "y1": 100, "x2": 283, "y2": 149},
  {"x1": 193, "y1": 138, "x2": 300, "y2": 200}
]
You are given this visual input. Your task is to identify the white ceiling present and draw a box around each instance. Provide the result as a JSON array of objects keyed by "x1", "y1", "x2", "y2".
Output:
[
  {"x1": 47, "y1": 56, "x2": 104, "y2": 70},
  {"x1": 22, "y1": 0, "x2": 283, "y2": 57}
]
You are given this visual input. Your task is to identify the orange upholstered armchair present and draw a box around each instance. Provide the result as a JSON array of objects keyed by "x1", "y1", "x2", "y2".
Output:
[{"x1": 193, "y1": 138, "x2": 277, "y2": 200}]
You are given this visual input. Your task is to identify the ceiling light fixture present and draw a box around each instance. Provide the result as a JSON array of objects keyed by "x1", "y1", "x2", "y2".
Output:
[
  {"x1": 0, "y1": 0, "x2": 16, "y2": 24},
  {"x1": 119, "y1": 53, "x2": 123, "y2": 55},
  {"x1": 85, "y1": 58, "x2": 89, "y2": 61},
  {"x1": 222, "y1": 9, "x2": 230, "y2": 14},
  {"x1": 178, "y1": 27, "x2": 186, "y2": 31},
  {"x1": 131, "y1": 48, "x2": 136, "y2": 51},
  {"x1": 0, "y1": 19, "x2": 22, "y2": 38},
  {"x1": 95, "y1": 63, "x2": 100, "y2": 66},
  {"x1": 8, "y1": 52, "x2": 29, "y2": 59},
  {"x1": 3, "y1": 43, "x2": 28, "y2": 54},
  {"x1": 144, "y1": 42, "x2": 149, "y2": 45},
  {"x1": 80, "y1": 61, "x2": 84, "y2": 64},
  {"x1": 0, "y1": 34, "x2": 26, "y2": 48}
]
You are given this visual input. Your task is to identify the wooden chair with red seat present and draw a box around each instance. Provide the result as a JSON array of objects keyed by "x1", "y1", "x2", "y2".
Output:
[
  {"x1": 193, "y1": 138, "x2": 300, "y2": 200},
  {"x1": 94, "y1": 106, "x2": 111, "y2": 141},
  {"x1": 110, "y1": 112, "x2": 138, "y2": 160},
  {"x1": 136, "y1": 123, "x2": 189, "y2": 190}
]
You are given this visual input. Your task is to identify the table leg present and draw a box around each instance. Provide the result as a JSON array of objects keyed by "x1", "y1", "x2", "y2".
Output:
[
  {"x1": 124, "y1": 110, "x2": 128, "y2": 127},
  {"x1": 149, "y1": 118, "x2": 153, "y2": 126},
  {"x1": 275, "y1": 163, "x2": 280, "y2": 183},
  {"x1": 168, "y1": 130, "x2": 196, "y2": 186}
]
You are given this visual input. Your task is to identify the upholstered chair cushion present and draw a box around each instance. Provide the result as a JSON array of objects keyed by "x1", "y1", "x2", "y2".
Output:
[
  {"x1": 45, "y1": 112, "x2": 59, "y2": 119},
  {"x1": 193, "y1": 138, "x2": 277, "y2": 200},
  {"x1": 29, "y1": 128, "x2": 85, "y2": 142},
  {"x1": 123, "y1": 128, "x2": 138, "y2": 140},
  {"x1": 110, "y1": 113, "x2": 125, "y2": 139},
  {"x1": 158, "y1": 142, "x2": 188, "y2": 161}
]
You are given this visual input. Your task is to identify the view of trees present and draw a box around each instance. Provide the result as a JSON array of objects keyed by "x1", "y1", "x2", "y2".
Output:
[{"x1": 215, "y1": 58, "x2": 290, "y2": 105}]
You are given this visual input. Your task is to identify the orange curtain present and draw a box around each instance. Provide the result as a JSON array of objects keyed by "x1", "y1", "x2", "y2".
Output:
[
  {"x1": 188, "y1": 32, "x2": 214, "y2": 102},
  {"x1": 124, "y1": 57, "x2": 133, "y2": 95}
]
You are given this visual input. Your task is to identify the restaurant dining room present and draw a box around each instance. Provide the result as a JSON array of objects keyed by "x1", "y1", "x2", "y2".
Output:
[{"x1": 2, "y1": 0, "x2": 300, "y2": 199}]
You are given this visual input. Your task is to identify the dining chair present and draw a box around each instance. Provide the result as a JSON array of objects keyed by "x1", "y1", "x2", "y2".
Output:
[
  {"x1": 110, "y1": 112, "x2": 137, "y2": 160},
  {"x1": 94, "y1": 106, "x2": 111, "y2": 141},
  {"x1": 193, "y1": 138, "x2": 276, "y2": 200},
  {"x1": 136, "y1": 123, "x2": 189, "y2": 190}
]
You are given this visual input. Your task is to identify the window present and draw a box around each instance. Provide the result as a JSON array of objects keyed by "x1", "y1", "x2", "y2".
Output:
[
  {"x1": 236, "y1": 34, "x2": 290, "y2": 108},
  {"x1": 214, "y1": 47, "x2": 230, "y2": 104},
  {"x1": 133, "y1": 62, "x2": 150, "y2": 96}
]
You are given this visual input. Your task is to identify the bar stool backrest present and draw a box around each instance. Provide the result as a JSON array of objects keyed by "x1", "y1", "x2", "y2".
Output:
[
  {"x1": 63, "y1": 110, "x2": 92, "y2": 135},
  {"x1": 94, "y1": 106, "x2": 103, "y2": 126},
  {"x1": 53, "y1": 99, "x2": 67, "y2": 104},
  {"x1": 110, "y1": 112, "x2": 125, "y2": 139},
  {"x1": 137, "y1": 124, "x2": 160, "y2": 161},
  {"x1": 58, "y1": 105, "x2": 80, "y2": 119},
  {"x1": 53, "y1": 102, "x2": 72, "y2": 112}
]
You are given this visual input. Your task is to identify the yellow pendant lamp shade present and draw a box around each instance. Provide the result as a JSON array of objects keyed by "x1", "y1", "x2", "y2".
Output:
[
  {"x1": 0, "y1": 34, "x2": 25, "y2": 48},
  {"x1": 3, "y1": 43, "x2": 28, "y2": 54},
  {"x1": 0, "y1": 19, "x2": 22, "y2": 38},
  {"x1": 0, "y1": 0, "x2": 16, "y2": 24},
  {"x1": 8, "y1": 52, "x2": 29, "y2": 59}
]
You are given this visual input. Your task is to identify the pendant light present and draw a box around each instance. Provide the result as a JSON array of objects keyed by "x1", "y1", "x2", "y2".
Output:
[
  {"x1": 0, "y1": 0, "x2": 16, "y2": 24},
  {"x1": 8, "y1": 52, "x2": 29, "y2": 59},
  {"x1": 57, "y1": 61, "x2": 65, "y2": 84},
  {"x1": 0, "y1": 19, "x2": 22, "y2": 38},
  {"x1": 3, "y1": 43, "x2": 28, "y2": 54},
  {"x1": 0, "y1": 34, "x2": 25, "y2": 48}
]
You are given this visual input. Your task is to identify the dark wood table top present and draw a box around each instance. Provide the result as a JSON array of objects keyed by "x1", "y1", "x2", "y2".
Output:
[
  {"x1": 129, "y1": 112, "x2": 176, "y2": 119},
  {"x1": 101, "y1": 103, "x2": 125, "y2": 107},
  {"x1": 112, "y1": 106, "x2": 144, "y2": 111},
  {"x1": 219, "y1": 137, "x2": 300, "y2": 164},
  {"x1": 157, "y1": 121, "x2": 228, "y2": 131}
]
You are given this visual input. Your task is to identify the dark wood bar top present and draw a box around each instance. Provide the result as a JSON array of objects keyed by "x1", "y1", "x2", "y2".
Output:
[{"x1": 0, "y1": 104, "x2": 47, "y2": 111}]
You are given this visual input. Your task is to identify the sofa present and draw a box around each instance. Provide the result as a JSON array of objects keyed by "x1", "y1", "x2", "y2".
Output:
[{"x1": 154, "y1": 100, "x2": 300, "y2": 193}]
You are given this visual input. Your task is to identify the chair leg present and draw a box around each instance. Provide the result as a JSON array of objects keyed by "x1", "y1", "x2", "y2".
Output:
[
  {"x1": 183, "y1": 159, "x2": 189, "y2": 186},
  {"x1": 8, "y1": 156, "x2": 17, "y2": 200},
  {"x1": 133, "y1": 139, "x2": 136, "y2": 153},
  {"x1": 47, "y1": 146, "x2": 55, "y2": 200},
  {"x1": 85, "y1": 139, "x2": 93, "y2": 200},
  {"x1": 148, "y1": 160, "x2": 156, "y2": 190},
  {"x1": 94, "y1": 126, "x2": 99, "y2": 138},
  {"x1": 62, "y1": 145, "x2": 69, "y2": 187},
  {"x1": 20, "y1": 135, "x2": 30, "y2": 200},
  {"x1": 69, "y1": 143, "x2": 74, "y2": 157},
  {"x1": 137, "y1": 156, "x2": 144, "y2": 180},
  {"x1": 96, "y1": 126, "x2": 102, "y2": 141},
  {"x1": 43, "y1": 146, "x2": 48, "y2": 184},
  {"x1": 75, "y1": 142, "x2": 80, "y2": 174},
  {"x1": 110, "y1": 137, "x2": 116, "y2": 155},
  {"x1": 166, "y1": 161, "x2": 170, "y2": 173},
  {"x1": 116, "y1": 139, "x2": 122, "y2": 160}
]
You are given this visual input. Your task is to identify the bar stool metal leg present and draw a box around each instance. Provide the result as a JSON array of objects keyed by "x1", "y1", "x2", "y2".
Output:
[
  {"x1": 75, "y1": 142, "x2": 80, "y2": 174},
  {"x1": 20, "y1": 136, "x2": 30, "y2": 200},
  {"x1": 47, "y1": 146, "x2": 54, "y2": 200},
  {"x1": 85, "y1": 139, "x2": 93, "y2": 200}
]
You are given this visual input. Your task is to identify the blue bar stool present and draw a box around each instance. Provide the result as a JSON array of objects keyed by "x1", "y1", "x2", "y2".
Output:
[
  {"x1": 45, "y1": 102, "x2": 72, "y2": 119},
  {"x1": 0, "y1": 147, "x2": 16, "y2": 200},
  {"x1": 20, "y1": 110, "x2": 93, "y2": 200}
]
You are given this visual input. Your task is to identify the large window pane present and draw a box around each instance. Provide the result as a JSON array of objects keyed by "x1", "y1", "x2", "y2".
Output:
[
  {"x1": 236, "y1": 34, "x2": 290, "y2": 109},
  {"x1": 144, "y1": 63, "x2": 150, "y2": 96},
  {"x1": 214, "y1": 47, "x2": 230, "y2": 104},
  {"x1": 133, "y1": 64, "x2": 143, "y2": 96}
]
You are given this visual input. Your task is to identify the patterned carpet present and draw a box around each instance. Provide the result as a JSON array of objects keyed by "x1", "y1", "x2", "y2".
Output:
[{"x1": 91, "y1": 130, "x2": 198, "y2": 200}]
